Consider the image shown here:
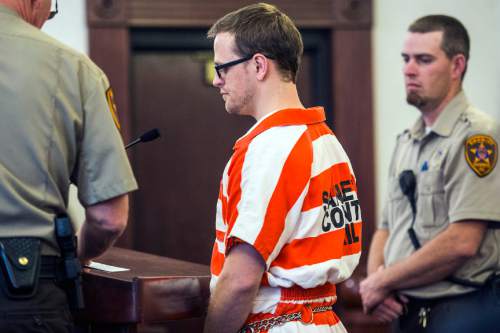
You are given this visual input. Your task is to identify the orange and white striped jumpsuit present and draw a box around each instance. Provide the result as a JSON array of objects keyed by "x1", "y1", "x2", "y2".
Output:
[{"x1": 211, "y1": 107, "x2": 362, "y2": 332}]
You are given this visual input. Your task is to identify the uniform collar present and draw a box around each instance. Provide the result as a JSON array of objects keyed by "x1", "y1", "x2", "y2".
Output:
[
  {"x1": 0, "y1": 4, "x2": 19, "y2": 18},
  {"x1": 233, "y1": 107, "x2": 326, "y2": 150},
  {"x1": 409, "y1": 91, "x2": 469, "y2": 140}
]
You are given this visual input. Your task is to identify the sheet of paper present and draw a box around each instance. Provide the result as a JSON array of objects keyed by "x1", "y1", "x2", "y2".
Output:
[{"x1": 86, "y1": 261, "x2": 130, "y2": 272}]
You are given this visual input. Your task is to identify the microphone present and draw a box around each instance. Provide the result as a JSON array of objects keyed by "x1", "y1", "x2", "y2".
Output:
[
  {"x1": 125, "y1": 128, "x2": 161, "y2": 149},
  {"x1": 399, "y1": 170, "x2": 416, "y2": 199},
  {"x1": 399, "y1": 170, "x2": 420, "y2": 249}
]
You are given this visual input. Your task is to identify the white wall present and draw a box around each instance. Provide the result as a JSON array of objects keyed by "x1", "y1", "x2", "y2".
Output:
[
  {"x1": 374, "y1": 0, "x2": 500, "y2": 219},
  {"x1": 42, "y1": 0, "x2": 88, "y2": 53}
]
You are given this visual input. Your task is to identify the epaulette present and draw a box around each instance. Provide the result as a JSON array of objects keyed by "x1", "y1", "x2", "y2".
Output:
[{"x1": 396, "y1": 129, "x2": 411, "y2": 141}]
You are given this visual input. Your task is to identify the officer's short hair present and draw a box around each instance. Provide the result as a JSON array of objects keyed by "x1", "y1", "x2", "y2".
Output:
[
  {"x1": 409, "y1": 15, "x2": 470, "y2": 79},
  {"x1": 207, "y1": 2, "x2": 303, "y2": 83}
]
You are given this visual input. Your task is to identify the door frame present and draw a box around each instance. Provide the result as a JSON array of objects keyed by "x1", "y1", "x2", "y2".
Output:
[{"x1": 86, "y1": 0, "x2": 375, "y2": 272}]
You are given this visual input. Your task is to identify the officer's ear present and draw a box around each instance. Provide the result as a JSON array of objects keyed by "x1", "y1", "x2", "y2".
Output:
[{"x1": 451, "y1": 54, "x2": 466, "y2": 81}]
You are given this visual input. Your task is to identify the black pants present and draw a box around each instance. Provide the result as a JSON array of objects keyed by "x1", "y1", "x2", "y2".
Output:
[
  {"x1": 393, "y1": 281, "x2": 500, "y2": 333},
  {"x1": 0, "y1": 279, "x2": 74, "y2": 332}
]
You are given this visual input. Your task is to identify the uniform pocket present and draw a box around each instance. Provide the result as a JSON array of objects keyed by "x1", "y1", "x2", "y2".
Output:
[
  {"x1": 416, "y1": 170, "x2": 448, "y2": 234},
  {"x1": 387, "y1": 177, "x2": 406, "y2": 230}
]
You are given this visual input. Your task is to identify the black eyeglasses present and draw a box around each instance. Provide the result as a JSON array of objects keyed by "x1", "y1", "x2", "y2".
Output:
[
  {"x1": 48, "y1": 0, "x2": 58, "y2": 20},
  {"x1": 214, "y1": 55, "x2": 253, "y2": 79}
]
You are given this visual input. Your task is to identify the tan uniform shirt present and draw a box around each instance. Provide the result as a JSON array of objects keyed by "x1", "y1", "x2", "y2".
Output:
[
  {"x1": 0, "y1": 6, "x2": 137, "y2": 255},
  {"x1": 380, "y1": 91, "x2": 500, "y2": 298}
]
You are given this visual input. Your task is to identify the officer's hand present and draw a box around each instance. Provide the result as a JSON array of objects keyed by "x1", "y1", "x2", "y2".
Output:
[
  {"x1": 370, "y1": 294, "x2": 407, "y2": 323},
  {"x1": 80, "y1": 259, "x2": 91, "y2": 268},
  {"x1": 360, "y1": 266, "x2": 390, "y2": 313}
]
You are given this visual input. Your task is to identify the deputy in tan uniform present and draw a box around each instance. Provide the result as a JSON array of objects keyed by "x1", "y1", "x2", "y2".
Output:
[
  {"x1": 0, "y1": 0, "x2": 137, "y2": 331},
  {"x1": 360, "y1": 15, "x2": 500, "y2": 333}
]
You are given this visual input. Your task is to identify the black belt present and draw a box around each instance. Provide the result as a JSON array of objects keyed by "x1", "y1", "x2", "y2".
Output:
[
  {"x1": 39, "y1": 256, "x2": 63, "y2": 279},
  {"x1": 397, "y1": 277, "x2": 500, "y2": 332}
]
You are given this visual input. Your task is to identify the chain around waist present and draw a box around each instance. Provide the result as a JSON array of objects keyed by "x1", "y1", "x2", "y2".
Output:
[{"x1": 240, "y1": 305, "x2": 333, "y2": 333}]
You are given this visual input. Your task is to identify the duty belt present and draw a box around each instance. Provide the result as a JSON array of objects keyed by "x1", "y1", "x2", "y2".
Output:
[
  {"x1": 39, "y1": 256, "x2": 63, "y2": 279},
  {"x1": 239, "y1": 305, "x2": 332, "y2": 333}
]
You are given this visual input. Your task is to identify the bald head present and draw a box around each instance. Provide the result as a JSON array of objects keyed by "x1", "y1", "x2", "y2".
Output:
[{"x1": 0, "y1": 0, "x2": 52, "y2": 28}]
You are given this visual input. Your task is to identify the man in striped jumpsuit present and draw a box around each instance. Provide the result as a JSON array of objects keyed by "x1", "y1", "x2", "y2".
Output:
[{"x1": 204, "y1": 3, "x2": 363, "y2": 333}]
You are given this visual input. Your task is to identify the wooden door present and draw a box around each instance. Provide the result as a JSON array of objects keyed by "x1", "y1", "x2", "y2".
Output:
[{"x1": 129, "y1": 29, "x2": 320, "y2": 264}]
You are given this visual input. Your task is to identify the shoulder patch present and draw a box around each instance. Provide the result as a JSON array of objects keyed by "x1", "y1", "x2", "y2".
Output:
[
  {"x1": 464, "y1": 134, "x2": 497, "y2": 177},
  {"x1": 106, "y1": 87, "x2": 121, "y2": 130}
]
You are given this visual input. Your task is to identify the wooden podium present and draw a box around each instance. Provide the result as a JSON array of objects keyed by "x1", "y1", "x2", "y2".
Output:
[{"x1": 76, "y1": 247, "x2": 211, "y2": 333}]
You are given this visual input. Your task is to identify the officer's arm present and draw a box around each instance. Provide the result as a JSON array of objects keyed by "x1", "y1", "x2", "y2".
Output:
[
  {"x1": 360, "y1": 220, "x2": 487, "y2": 312},
  {"x1": 367, "y1": 229, "x2": 388, "y2": 275},
  {"x1": 365, "y1": 229, "x2": 408, "y2": 321},
  {"x1": 204, "y1": 242, "x2": 265, "y2": 333},
  {"x1": 380, "y1": 220, "x2": 487, "y2": 288},
  {"x1": 78, "y1": 194, "x2": 129, "y2": 261}
]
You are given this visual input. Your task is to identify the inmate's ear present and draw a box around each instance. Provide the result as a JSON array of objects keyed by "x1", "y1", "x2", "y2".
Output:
[{"x1": 253, "y1": 53, "x2": 270, "y2": 81}]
